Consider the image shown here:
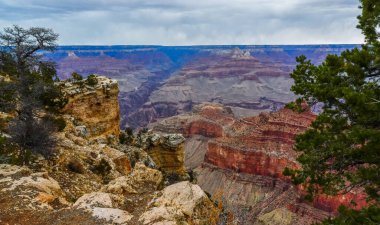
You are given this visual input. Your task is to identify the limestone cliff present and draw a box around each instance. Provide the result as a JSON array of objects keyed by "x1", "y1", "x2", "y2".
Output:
[
  {"x1": 143, "y1": 133, "x2": 187, "y2": 177},
  {"x1": 60, "y1": 75, "x2": 120, "y2": 141}
]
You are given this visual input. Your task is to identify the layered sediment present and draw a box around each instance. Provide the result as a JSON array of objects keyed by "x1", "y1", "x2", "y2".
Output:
[
  {"x1": 61, "y1": 76, "x2": 120, "y2": 140},
  {"x1": 152, "y1": 103, "x2": 366, "y2": 224}
]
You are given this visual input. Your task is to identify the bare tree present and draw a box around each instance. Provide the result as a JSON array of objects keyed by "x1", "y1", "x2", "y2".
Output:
[
  {"x1": 0, "y1": 25, "x2": 60, "y2": 164},
  {"x1": 0, "y1": 25, "x2": 58, "y2": 74}
]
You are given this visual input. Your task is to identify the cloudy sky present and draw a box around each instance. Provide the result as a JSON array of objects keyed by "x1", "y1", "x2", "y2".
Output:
[{"x1": 0, "y1": 0, "x2": 364, "y2": 45}]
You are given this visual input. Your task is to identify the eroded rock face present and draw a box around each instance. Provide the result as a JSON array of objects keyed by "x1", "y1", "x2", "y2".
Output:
[
  {"x1": 47, "y1": 45, "x2": 358, "y2": 129},
  {"x1": 152, "y1": 103, "x2": 366, "y2": 224},
  {"x1": 61, "y1": 75, "x2": 120, "y2": 141},
  {"x1": 127, "y1": 52, "x2": 296, "y2": 128},
  {"x1": 140, "y1": 133, "x2": 187, "y2": 176}
]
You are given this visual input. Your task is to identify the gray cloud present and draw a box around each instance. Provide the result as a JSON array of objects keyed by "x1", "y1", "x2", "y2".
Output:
[{"x1": 0, "y1": 0, "x2": 364, "y2": 45}]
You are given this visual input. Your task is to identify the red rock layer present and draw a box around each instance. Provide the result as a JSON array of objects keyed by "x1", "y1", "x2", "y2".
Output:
[
  {"x1": 185, "y1": 120, "x2": 224, "y2": 138},
  {"x1": 205, "y1": 142, "x2": 299, "y2": 180},
  {"x1": 153, "y1": 103, "x2": 367, "y2": 220}
]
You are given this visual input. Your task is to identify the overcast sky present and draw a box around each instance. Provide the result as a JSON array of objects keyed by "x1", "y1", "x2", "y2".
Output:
[{"x1": 0, "y1": 0, "x2": 364, "y2": 45}]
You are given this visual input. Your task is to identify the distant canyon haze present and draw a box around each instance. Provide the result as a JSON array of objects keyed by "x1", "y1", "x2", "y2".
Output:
[{"x1": 44, "y1": 45, "x2": 359, "y2": 128}]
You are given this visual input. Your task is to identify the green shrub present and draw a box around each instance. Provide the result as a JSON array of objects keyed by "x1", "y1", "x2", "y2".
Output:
[
  {"x1": 9, "y1": 116, "x2": 57, "y2": 163},
  {"x1": 119, "y1": 130, "x2": 134, "y2": 145},
  {"x1": 86, "y1": 74, "x2": 98, "y2": 86},
  {"x1": 54, "y1": 117, "x2": 66, "y2": 132},
  {"x1": 39, "y1": 84, "x2": 68, "y2": 112},
  {"x1": 90, "y1": 158, "x2": 111, "y2": 176},
  {"x1": 125, "y1": 127, "x2": 133, "y2": 136},
  {"x1": 71, "y1": 72, "x2": 83, "y2": 81},
  {"x1": 0, "y1": 138, "x2": 33, "y2": 165},
  {"x1": 187, "y1": 169, "x2": 197, "y2": 183},
  {"x1": 119, "y1": 132, "x2": 127, "y2": 144},
  {"x1": 43, "y1": 116, "x2": 66, "y2": 132},
  {"x1": 165, "y1": 172, "x2": 181, "y2": 185},
  {"x1": 67, "y1": 158, "x2": 84, "y2": 174}
]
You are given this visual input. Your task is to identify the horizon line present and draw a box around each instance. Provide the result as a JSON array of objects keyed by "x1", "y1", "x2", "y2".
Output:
[{"x1": 55, "y1": 43, "x2": 362, "y2": 47}]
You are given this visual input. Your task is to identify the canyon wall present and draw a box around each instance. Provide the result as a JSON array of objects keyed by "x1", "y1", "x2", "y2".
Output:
[
  {"x1": 45, "y1": 45, "x2": 359, "y2": 128},
  {"x1": 152, "y1": 103, "x2": 366, "y2": 224}
]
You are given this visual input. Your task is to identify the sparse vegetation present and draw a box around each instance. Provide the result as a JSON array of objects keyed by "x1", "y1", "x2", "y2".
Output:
[
  {"x1": 119, "y1": 132, "x2": 127, "y2": 144},
  {"x1": 86, "y1": 74, "x2": 98, "y2": 86},
  {"x1": 0, "y1": 25, "x2": 65, "y2": 164},
  {"x1": 71, "y1": 72, "x2": 83, "y2": 81},
  {"x1": 207, "y1": 190, "x2": 235, "y2": 225},
  {"x1": 67, "y1": 158, "x2": 85, "y2": 174},
  {"x1": 44, "y1": 115, "x2": 67, "y2": 132},
  {"x1": 165, "y1": 172, "x2": 181, "y2": 185},
  {"x1": 90, "y1": 158, "x2": 112, "y2": 176},
  {"x1": 119, "y1": 127, "x2": 135, "y2": 145}
]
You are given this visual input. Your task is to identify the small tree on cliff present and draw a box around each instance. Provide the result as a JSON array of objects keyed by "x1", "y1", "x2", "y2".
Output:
[
  {"x1": 0, "y1": 25, "x2": 64, "y2": 163},
  {"x1": 284, "y1": 0, "x2": 380, "y2": 224}
]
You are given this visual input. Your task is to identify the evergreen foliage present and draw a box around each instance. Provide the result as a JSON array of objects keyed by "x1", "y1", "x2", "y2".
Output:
[
  {"x1": 284, "y1": 0, "x2": 380, "y2": 223},
  {"x1": 71, "y1": 72, "x2": 83, "y2": 81},
  {"x1": 86, "y1": 74, "x2": 98, "y2": 86}
]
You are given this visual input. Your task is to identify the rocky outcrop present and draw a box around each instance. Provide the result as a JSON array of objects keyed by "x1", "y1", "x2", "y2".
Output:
[
  {"x1": 61, "y1": 75, "x2": 120, "y2": 141},
  {"x1": 102, "y1": 162, "x2": 163, "y2": 195},
  {"x1": 0, "y1": 74, "x2": 220, "y2": 225},
  {"x1": 152, "y1": 103, "x2": 366, "y2": 224},
  {"x1": 140, "y1": 181, "x2": 216, "y2": 225},
  {"x1": 0, "y1": 164, "x2": 68, "y2": 210},
  {"x1": 73, "y1": 192, "x2": 133, "y2": 224},
  {"x1": 141, "y1": 133, "x2": 187, "y2": 176}
]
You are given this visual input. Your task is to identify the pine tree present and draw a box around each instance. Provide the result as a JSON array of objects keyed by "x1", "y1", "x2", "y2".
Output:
[{"x1": 284, "y1": 1, "x2": 380, "y2": 224}]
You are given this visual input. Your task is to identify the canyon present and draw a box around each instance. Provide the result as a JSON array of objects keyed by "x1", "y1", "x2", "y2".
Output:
[
  {"x1": 0, "y1": 72, "x2": 367, "y2": 224},
  {"x1": 151, "y1": 103, "x2": 367, "y2": 224},
  {"x1": 45, "y1": 45, "x2": 359, "y2": 128},
  {"x1": 37, "y1": 45, "x2": 368, "y2": 224}
]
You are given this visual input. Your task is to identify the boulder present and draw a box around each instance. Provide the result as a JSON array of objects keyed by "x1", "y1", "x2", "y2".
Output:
[
  {"x1": 91, "y1": 207, "x2": 133, "y2": 224},
  {"x1": 102, "y1": 162, "x2": 163, "y2": 195},
  {"x1": 139, "y1": 181, "x2": 215, "y2": 225},
  {"x1": 0, "y1": 164, "x2": 68, "y2": 210},
  {"x1": 74, "y1": 192, "x2": 132, "y2": 224},
  {"x1": 73, "y1": 192, "x2": 114, "y2": 209},
  {"x1": 113, "y1": 155, "x2": 132, "y2": 175}
]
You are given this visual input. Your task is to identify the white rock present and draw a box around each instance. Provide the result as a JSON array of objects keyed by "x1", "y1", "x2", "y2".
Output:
[
  {"x1": 2, "y1": 172, "x2": 62, "y2": 196},
  {"x1": 91, "y1": 207, "x2": 133, "y2": 225},
  {"x1": 0, "y1": 164, "x2": 31, "y2": 177},
  {"x1": 139, "y1": 181, "x2": 212, "y2": 224},
  {"x1": 156, "y1": 181, "x2": 206, "y2": 216},
  {"x1": 74, "y1": 192, "x2": 113, "y2": 209}
]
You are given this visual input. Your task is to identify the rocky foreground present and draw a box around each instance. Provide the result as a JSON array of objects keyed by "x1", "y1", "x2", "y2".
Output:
[
  {"x1": 152, "y1": 103, "x2": 367, "y2": 224},
  {"x1": 0, "y1": 76, "x2": 218, "y2": 225}
]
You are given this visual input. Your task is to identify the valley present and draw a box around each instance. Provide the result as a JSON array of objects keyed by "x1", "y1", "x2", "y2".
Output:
[{"x1": 46, "y1": 45, "x2": 358, "y2": 128}]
